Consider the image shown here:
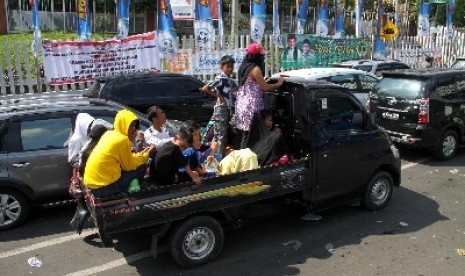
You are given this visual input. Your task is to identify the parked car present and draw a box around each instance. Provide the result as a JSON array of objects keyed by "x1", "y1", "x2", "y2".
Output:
[
  {"x1": 332, "y1": 59, "x2": 411, "y2": 77},
  {"x1": 451, "y1": 57, "x2": 465, "y2": 69},
  {"x1": 273, "y1": 68, "x2": 379, "y2": 106},
  {"x1": 0, "y1": 93, "x2": 180, "y2": 230},
  {"x1": 368, "y1": 69, "x2": 465, "y2": 160},
  {"x1": 87, "y1": 72, "x2": 214, "y2": 122}
]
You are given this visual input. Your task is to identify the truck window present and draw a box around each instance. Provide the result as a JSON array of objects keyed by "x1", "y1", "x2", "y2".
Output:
[{"x1": 320, "y1": 96, "x2": 363, "y2": 131}]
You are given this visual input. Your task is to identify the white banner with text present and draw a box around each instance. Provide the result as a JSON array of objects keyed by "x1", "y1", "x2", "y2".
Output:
[{"x1": 42, "y1": 32, "x2": 160, "y2": 85}]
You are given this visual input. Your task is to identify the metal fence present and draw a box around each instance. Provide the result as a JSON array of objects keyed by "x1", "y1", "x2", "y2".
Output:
[{"x1": 1, "y1": 28, "x2": 464, "y2": 95}]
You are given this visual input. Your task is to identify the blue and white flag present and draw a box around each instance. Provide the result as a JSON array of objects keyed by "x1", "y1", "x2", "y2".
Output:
[
  {"x1": 446, "y1": 0, "x2": 455, "y2": 39},
  {"x1": 418, "y1": 0, "x2": 431, "y2": 36},
  {"x1": 272, "y1": 0, "x2": 283, "y2": 47},
  {"x1": 30, "y1": 0, "x2": 41, "y2": 56},
  {"x1": 116, "y1": 0, "x2": 130, "y2": 39},
  {"x1": 355, "y1": 0, "x2": 365, "y2": 38},
  {"x1": 335, "y1": 0, "x2": 345, "y2": 38},
  {"x1": 77, "y1": 0, "x2": 92, "y2": 41},
  {"x1": 316, "y1": 0, "x2": 329, "y2": 37},
  {"x1": 158, "y1": 0, "x2": 178, "y2": 59},
  {"x1": 218, "y1": 0, "x2": 224, "y2": 47},
  {"x1": 194, "y1": 0, "x2": 215, "y2": 49},
  {"x1": 251, "y1": 0, "x2": 266, "y2": 42},
  {"x1": 296, "y1": 0, "x2": 309, "y2": 34},
  {"x1": 374, "y1": 0, "x2": 386, "y2": 60}
]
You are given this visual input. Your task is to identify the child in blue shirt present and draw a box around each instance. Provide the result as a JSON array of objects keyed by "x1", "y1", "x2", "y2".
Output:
[{"x1": 201, "y1": 55, "x2": 238, "y2": 155}]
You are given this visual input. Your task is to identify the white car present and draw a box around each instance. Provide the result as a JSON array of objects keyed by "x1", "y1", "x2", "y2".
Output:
[{"x1": 273, "y1": 68, "x2": 379, "y2": 106}]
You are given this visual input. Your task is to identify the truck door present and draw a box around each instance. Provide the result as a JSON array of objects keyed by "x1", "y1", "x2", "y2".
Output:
[{"x1": 312, "y1": 91, "x2": 375, "y2": 201}]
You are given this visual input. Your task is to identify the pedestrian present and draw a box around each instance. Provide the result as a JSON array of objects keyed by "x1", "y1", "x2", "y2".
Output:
[
  {"x1": 422, "y1": 55, "x2": 434, "y2": 69},
  {"x1": 83, "y1": 110, "x2": 156, "y2": 197},
  {"x1": 235, "y1": 42, "x2": 285, "y2": 149},
  {"x1": 201, "y1": 55, "x2": 237, "y2": 155}
]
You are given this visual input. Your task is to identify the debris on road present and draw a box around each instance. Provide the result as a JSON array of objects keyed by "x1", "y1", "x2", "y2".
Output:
[
  {"x1": 456, "y1": 248, "x2": 465, "y2": 256},
  {"x1": 325, "y1": 243, "x2": 335, "y2": 252},
  {"x1": 376, "y1": 220, "x2": 383, "y2": 223},
  {"x1": 300, "y1": 213, "x2": 322, "y2": 221},
  {"x1": 282, "y1": 239, "x2": 302, "y2": 250},
  {"x1": 450, "y1": 169, "x2": 459, "y2": 174},
  {"x1": 27, "y1": 256, "x2": 42, "y2": 268},
  {"x1": 399, "y1": 222, "x2": 409, "y2": 227}
]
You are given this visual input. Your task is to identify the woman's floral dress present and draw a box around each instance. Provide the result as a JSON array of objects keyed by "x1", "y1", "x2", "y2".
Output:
[{"x1": 235, "y1": 77, "x2": 264, "y2": 131}]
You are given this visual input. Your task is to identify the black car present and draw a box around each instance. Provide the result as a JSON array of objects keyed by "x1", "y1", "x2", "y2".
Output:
[
  {"x1": 87, "y1": 72, "x2": 214, "y2": 122},
  {"x1": 368, "y1": 69, "x2": 465, "y2": 160},
  {"x1": 0, "y1": 94, "x2": 161, "y2": 230}
]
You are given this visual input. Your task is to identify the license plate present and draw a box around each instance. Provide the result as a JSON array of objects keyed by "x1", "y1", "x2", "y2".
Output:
[{"x1": 382, "y1": 112, "x2": 399, "y2": 120}]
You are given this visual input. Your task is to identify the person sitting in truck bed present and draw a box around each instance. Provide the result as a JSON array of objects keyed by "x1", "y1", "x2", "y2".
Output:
[
  {"x1": 151, "y1": 125, "x2": 202, "y2": 186},
  {"x1": 83, "y1": 110, "x2": 156, "y2": 197},
  {"x1": 178, "y1": 120, "x2": 220, "y2": 181},
  {"x1": 68, "y1": 113, "x2": 113, "y2": 169},
  {"x1": 144, "y1": 105, "x2": 173, "y2": 149}
]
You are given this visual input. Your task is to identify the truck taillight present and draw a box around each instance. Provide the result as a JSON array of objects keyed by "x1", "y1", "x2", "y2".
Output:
[{"x1": 417, "y1": 98, "x2": 429, "y2": 124}]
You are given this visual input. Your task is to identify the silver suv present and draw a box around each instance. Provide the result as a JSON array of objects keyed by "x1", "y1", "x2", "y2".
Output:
[{"x1": 0, "y1": 94, "x2": 152, "y2": 230}]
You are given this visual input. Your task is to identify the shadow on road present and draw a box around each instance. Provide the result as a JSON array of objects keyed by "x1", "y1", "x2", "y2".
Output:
[
  {"x1": 105, "y1": 186, "x2": 448, "y2": 276},
  {"x1": 0, "y1": 204, "x2": 76, "y2": 242}
]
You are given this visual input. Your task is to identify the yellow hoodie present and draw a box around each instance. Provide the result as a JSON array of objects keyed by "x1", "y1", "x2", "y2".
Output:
[{"x1": 84, "y1": 109, "x2": 149, "y2": 189}]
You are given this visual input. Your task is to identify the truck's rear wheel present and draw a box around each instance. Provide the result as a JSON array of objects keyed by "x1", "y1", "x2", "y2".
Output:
[
  {"x1": 432, "y1": 129, "x2": 458, "y2": 160},
  {"x1": 0, "y1": 188, "x2": 30, "y2": 230},
  {"x1": 362, "y1": 171, "x2": 393, "y2": 211},
  {"x1": 169, "y1": 216, "x2": 224, "y2": 267}
]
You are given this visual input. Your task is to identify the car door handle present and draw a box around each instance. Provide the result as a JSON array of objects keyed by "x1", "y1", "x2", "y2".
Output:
[{"x1": 12, "y1": 162, "x2": 30, "y2": 168}]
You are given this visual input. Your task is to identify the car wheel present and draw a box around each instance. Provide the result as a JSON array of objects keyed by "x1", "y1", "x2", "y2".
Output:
[
  {"x1": 362, "y1": 171, "x2": 394, "y2": 211},
  {"x1": 169, "y1": 216, "x2": 224, "y2": 268},
  {"x1": 0, "y1": 188, "x2": 30, "y2": 230},
  {"x1": 433, "y1": 130, "x2": 458, "y2": 160}
]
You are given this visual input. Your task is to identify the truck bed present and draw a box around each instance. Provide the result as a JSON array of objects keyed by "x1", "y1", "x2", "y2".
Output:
[{"x1": 86, "y1": 158, "x2": 310, "y2": 235}]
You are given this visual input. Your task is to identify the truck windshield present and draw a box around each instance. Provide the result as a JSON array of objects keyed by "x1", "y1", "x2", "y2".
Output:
[{"x1": 372, "y1": 77, "x2": 423, "y2": 100}]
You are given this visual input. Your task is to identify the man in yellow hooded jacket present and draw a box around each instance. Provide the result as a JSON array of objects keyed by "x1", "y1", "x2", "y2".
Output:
[{"x1": 84, "y1": 109, "x2": 156, "y2": 197}]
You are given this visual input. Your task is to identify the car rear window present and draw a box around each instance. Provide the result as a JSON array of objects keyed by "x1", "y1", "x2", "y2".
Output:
[
  {"x1": 372, "y1": 77, "x2": 423, "y2": 100},
  {"x1": 88, "y1": 80, "x2": 106, "y2": 97}
]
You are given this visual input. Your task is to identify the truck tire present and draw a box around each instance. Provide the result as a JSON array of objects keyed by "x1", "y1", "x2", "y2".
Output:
[
  {"x1": 0, "y1": 188, "x2": 30, "y2": 230},
  {"x1": 362, "y1": 171, "x2": 394, "y2": 211},
  {"x1": 169, "y1": 215, "x2": 224, "y2": 267},
  {"x1": 432, "y1": 129, "x2": 458, "y2": 160}
]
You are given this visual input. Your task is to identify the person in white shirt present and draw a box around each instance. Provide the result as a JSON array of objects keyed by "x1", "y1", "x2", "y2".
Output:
[{"x1": 144, "y1": 106, "x2": 173, "y2": 149}]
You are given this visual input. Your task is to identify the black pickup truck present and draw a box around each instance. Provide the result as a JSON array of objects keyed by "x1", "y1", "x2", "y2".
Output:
[{"x1": 72, "y1": 80, "x2": 401, "y2": 267}]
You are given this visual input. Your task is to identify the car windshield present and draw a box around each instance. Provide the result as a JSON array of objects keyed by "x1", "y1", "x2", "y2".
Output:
[
  {"x1": 451, "y1": 60, "x2": 465, "y2": 69},
  {"x1": 372, "y1": 77, "x2": 423, "y2": 100},
  {"x1": 87, "y1": 80, "x2": 105, "y2": 97}
]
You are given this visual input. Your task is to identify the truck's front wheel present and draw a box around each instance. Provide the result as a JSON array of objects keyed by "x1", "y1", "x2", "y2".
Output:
[
  {"x1": 169, "y1": 215, "x2": 224, "y2": 267},
  {"x1": 362, "y1": 171, "x2": 394, "y2": 211}
]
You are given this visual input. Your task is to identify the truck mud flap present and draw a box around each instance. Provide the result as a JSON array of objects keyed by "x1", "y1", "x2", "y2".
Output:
[{"x1": 70, "y1": 200, "x2": 90, "y2": 235}]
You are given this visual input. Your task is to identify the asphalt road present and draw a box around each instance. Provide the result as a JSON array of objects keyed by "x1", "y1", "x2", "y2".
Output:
[{"x1": 1, "y1": 148, "x2": 465, "y2": 276}]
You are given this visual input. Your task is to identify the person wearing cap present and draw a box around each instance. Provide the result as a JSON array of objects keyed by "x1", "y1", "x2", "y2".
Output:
[
  {"x1": 84, "y1": 109, "x2": 156, "y2": 197},
  {"x1": 201, "y1": 55, "x2": 238, "y2": 155},
  {"x1": 236, "y1": 42, "x2": 285, "y2": 149}
]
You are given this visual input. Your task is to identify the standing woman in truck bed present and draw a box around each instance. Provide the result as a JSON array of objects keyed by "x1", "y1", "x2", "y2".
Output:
[{"x1": 235, "y1": 42, "x2": 284, "y2": 149}]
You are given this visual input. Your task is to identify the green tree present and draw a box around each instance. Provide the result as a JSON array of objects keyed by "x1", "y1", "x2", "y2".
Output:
[{"x1": 455, "y1": 0, "x2": 465, "y2": 27}]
